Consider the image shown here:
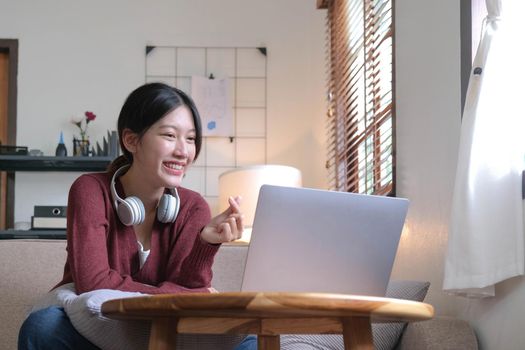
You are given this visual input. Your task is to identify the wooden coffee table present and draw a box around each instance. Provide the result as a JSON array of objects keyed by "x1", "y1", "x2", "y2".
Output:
[{"x1": 101, "y1": 292, "x2": 434, "y2": 350}]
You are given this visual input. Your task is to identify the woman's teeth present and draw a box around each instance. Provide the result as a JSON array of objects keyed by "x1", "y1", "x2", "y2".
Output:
[{"x1": 165, "y1": 163, "x2": 183, "y2": 170}]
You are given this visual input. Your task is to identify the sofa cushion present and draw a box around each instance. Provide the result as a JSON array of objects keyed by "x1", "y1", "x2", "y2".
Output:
[
  {"x1": 51, "y1": 286, "x2": 244, "y2": 350},
  {"x1": 374, "y1": 280, "x2": 431, "y2": 350},
  {"x1": 398, "y1": 316, "x2": 478, "y2": 350},
  {"x1": 277, "y1": 280, "x2": 430, "y2": 350}
]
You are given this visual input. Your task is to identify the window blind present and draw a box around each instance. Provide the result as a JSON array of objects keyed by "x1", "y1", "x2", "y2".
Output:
[{"x1": 322, "y1": 0, "x2": 395, "y2": 195}]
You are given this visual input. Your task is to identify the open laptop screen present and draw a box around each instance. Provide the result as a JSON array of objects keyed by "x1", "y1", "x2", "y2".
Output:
[{"x1": 241, "y1": 185, "x2": 409, "y2": 296}]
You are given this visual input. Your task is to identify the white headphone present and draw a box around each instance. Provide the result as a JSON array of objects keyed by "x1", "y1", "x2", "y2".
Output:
[{"x1": 110, "y1": 165, "x2": 180, "y2": 226}]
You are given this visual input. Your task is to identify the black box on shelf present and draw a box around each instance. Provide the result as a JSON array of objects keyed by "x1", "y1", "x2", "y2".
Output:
[
  {"x1": 0, "y1": 145, "x2": 28, "y2": 155},
  {"x1": 34, "y1": 205, "x2": 67, "y2": 217}
]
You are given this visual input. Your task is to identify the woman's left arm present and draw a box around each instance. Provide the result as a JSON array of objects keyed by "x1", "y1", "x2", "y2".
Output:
[
  {"x1": 158, "y1": 194, "x2": 219, "y2": 292},
  {"x1": 158, "y1": 194, "x2": 243, "y2": 293}
]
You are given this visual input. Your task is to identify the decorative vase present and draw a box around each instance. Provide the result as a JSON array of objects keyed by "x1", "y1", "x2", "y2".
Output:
[
  {"x1": 55, "y1": 132, "x2": 68, "y2": 156},
  {"x1": 73, "y1": 137, "x2": 90, "y2": 156}
]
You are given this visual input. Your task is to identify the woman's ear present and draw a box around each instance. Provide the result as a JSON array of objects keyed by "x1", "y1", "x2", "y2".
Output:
[{"x1": 121, "y1": 128, "x2": 139, "y2": 154}]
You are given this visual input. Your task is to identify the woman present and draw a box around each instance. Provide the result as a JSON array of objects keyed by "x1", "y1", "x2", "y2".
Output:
[{"x1": 18, "y1": 83, "x2": 244, "y2": 349}]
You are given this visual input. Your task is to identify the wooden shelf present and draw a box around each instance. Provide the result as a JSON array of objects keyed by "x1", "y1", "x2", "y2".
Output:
[
  {"x1": 0, "y1": 229, "x2": 66, "y2": 239},
  {"x1": 0, "y1": 155, "x2": 113, "y2": 172},
  {"x1": 0, "y1": 155, "x2": 114, "y2": 230}
]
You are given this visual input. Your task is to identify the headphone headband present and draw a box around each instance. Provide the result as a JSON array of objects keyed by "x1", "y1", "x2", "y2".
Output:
[
  {"x1": 110, "y1": 165, "x2": 131, "y2": 211},
  {"x1": 110, "y1": 165, "x2": 180, "y2": 225}
]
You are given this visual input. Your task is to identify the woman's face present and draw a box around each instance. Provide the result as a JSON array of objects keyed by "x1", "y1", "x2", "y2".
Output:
[{"x1": 128, "y1": 105, "x2": 196, "y2": 189}]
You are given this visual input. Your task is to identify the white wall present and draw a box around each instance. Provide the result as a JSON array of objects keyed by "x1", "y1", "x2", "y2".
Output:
[
  {"x1": 394, "y1": 1, "x2": 525, "y2": 349},
  {"x1": 393, "y1": 0, "x2": 463, "y2": 314},
  {"x1": 0, "y1": 0, "x2": 327, "y2": 224}
]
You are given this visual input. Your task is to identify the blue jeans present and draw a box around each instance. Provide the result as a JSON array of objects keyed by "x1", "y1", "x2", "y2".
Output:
[
  {"x1": 235, "y1": 335, "x2": 257, "y2": 350},
  {"x1": 18, "y1": 306, "x2": 99, "y2": 350}
]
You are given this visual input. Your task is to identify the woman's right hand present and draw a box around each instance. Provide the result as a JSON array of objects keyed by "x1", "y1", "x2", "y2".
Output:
[{"x1": 200, "y1": 196, "x2": 244, "y2": 244}]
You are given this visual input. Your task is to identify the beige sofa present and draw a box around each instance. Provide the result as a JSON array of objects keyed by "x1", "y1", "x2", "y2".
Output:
[{"x1": 0, "y1": 239, "x2": 477, "y2": 350}]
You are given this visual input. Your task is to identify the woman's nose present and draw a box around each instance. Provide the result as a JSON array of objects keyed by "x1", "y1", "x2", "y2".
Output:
[{"x1": 173, "y1": 138, "x2": 188, "y2": 157}]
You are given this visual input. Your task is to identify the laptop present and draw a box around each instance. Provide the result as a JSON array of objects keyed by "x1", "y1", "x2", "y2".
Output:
[{"x1": 241, "y1": 185, "x2": 409, "y2": 297}]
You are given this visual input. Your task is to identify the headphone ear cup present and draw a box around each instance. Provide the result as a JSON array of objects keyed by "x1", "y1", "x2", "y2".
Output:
[
  {"x1": 118, "y1": 196, "x2": 145, "y2": 226},
  {"x1": 157, "y1": 193, "x2": 179, "y2": 223}
]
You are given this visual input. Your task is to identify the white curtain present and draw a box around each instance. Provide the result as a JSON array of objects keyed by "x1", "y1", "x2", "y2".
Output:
[{"x1": 443, "y1": 0, "x2": 525, "y2": 297}]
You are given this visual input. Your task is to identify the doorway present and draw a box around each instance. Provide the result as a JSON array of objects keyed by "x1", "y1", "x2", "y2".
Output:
[{"x1": 0, "y1": 39, "x2": 18, "y2": 230}]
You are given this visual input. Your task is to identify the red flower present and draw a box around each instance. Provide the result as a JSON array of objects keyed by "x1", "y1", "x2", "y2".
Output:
[
  {"x1": 71, "y1": 111, "x2": 97, "y2": 140},
  {"x1": 85, "y1": 111, "x2": 97, "y2": 122}
]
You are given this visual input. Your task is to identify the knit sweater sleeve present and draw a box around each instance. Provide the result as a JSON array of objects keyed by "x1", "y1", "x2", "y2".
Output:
[
  {"x1": 159, "y1": 193, "x2": 219, "y2": 292},
  {"x1": 66, "y1": 174, "x2": 218, "y2": 295}
]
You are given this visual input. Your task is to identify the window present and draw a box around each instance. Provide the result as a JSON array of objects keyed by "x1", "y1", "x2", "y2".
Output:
[{"x1": 319, "y1": 0, "x2": 395, "y2": 195}]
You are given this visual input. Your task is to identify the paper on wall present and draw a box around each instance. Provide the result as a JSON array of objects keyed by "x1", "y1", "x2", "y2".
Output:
[{"x1": 190, "y1": 76, "x2": 233, "y2": 137}]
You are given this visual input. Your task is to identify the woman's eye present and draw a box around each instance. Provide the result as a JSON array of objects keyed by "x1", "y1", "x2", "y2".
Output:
[
  {"x1": 163, "y1": 133, "x2": 176, "y2": 139},
  {"x1": 187, "y1": 136, "x2": 196, "y2": 143}
]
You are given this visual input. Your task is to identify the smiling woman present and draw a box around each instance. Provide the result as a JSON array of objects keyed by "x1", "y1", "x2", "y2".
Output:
[
  {"x1": 17, "y1": 83, "x2": 246, "y2": 350},
  {"x1": 121, "y1": 105, "x2": 197, "y2": 192}
]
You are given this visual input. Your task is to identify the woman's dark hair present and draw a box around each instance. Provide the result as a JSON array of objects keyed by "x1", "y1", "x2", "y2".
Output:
[{"x1": 108, "y1": 83, "x2": 202, "y2": 173}]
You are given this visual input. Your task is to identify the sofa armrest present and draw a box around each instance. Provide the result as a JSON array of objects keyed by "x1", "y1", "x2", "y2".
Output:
[{"x1": 397, "y1": 316, "x2": 478, "y2": 350}]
